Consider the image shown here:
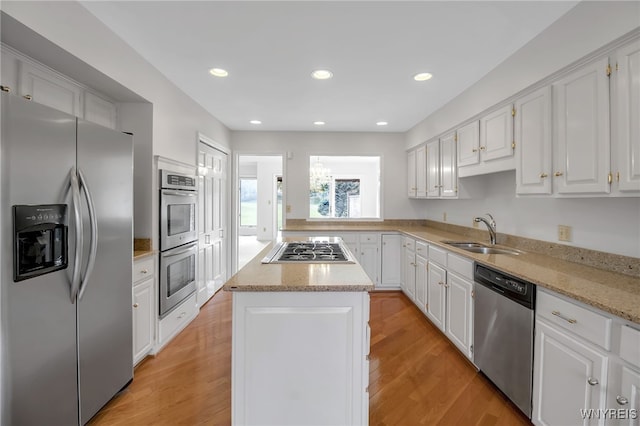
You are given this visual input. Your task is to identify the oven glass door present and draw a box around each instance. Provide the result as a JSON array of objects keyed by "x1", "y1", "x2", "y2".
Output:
[
  {"x1": 160, "y1": 190, "x2": 197, "y2": 250},
  {"x1": 160, "y1": 242, "x2": 197, "y2": 317}
]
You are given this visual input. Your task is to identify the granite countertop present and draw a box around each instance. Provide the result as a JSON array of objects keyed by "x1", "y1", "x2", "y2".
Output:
[
  {"x1": 223, "y1": 240, "x2": 374, "y2": 293},
  {"x1": 283, "y1": 222, "x2": 640, "y2": 324}
]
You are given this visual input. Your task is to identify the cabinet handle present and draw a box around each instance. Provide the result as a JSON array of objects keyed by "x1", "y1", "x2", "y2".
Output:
[
  {"x1": 587, "y1": 377, "x2": 599, "y2": 386},
  {"x1": 616, "y1": 395, "x2": 629, "y2": 405},
  {"x1": 444, "y1": 283, "x2": 450, "y2": 288},
  {"x1": 551, "y1": 310, "x2": 577, "y2": 324},
  {"x1": 177, "y1": 312, "x2": 187, "y2": 319},
  {"x1": 140, "y1": 269, "x2": 148, "y2": 274},
  {"x1": 0, "y1": 85, "x2": 10, "y2": 93},
  {"x1": 540, "y1": 173, "x2": 548, "y2": 178},
  {"x1": 133, "y1": 303, "x2": 139, "y2": 308},
  {"x1": 438, "y1": 281, "x2": 444, "y2": 286},
  {"x1": 472, "y1": 148, "x2": 478, "y2": 153},
  {"x1": 479, "y1": 146, "x2": 486, "y2": 150},
  {"x1": 23, "y1": 94, "x2": 32, "y2": 101},
  {"x1": 554, "y1": 172, "x2": 564, "y2": 177}
]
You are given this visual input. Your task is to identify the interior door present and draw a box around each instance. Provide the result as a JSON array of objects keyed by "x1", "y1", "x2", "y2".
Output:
[{"x1": 197, "y1": 141, "x2": 228, "y2": 305}]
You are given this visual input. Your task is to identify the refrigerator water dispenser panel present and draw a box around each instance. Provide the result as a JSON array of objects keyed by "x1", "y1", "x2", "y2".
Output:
[{"x1": 13, "y1": 204, "x2": 68, "y2": 282}]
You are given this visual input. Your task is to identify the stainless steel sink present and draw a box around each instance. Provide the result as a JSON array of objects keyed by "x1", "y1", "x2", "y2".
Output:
[{"x1": 442, "y1": 241, "x2": 521, "y2": 255}]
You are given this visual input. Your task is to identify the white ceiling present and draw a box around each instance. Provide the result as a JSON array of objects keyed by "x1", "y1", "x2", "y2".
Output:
[{"x1": 80, "y1": 1, "x2": 578, "y2": 133}]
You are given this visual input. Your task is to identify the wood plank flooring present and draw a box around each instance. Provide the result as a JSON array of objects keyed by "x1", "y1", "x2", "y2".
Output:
[{"x1": 90, "y1": 291, "x2": 531, "y2": 425}]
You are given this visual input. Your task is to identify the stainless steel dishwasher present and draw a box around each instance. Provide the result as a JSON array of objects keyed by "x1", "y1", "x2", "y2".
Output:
[{"x1": 474, "y1": 264, "x2": 536, "y2": 419}]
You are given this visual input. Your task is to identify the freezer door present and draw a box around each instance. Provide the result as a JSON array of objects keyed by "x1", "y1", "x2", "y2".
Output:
[
  {"x1": 1, "y1": 93, "x2": 80, "y2": 425},
  {"x1": 76, "y1": 120, "x2": 133, "y2": 423}
]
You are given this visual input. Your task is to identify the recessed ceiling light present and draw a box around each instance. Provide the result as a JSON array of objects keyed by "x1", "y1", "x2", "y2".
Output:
[
  {"x1": 376, "y1": 121, "x2": 388, "y2": 126},
  {"x1": 413, "y1": 72, "x2": 433, "y2": 81},
  {"x1": 209, "y1": 68, "x2": 228, "y2": 77},
  {"x1": 313, "y1": 121, "x2": 326, "y2": 126},
  {"x1": 311, "y1": 70, "x2": 333, "y2": 80},
  {"x1": 249, "y1": 120, "x2": 262, "y2": 125}
]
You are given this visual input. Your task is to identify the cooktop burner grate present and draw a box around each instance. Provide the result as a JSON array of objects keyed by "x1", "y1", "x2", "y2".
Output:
[{"x1": 261, "y1": 241, "x2": 356, "y2": 264}]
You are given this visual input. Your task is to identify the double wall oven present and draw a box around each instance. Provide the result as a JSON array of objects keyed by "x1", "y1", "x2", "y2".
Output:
[{"x1": 159, "y1": 170, "x2": 197, "y2": 317}]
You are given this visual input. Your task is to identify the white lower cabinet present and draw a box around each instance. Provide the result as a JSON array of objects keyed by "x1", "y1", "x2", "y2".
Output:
[
  {"x1": 445, "y1": 271, "x2": 473, "y2": 359},
  {"x1": 426, "y1": 261, "x2": 446, "y2": 331},
  {"x1": 132, "y1": 255, "x2": 156, "y2": 365},
  {"x1": 402, "y1": 241, "x2": 416, "y2": 301},
  {"x1": 380, "y1": 234, "x2": 402, "y2": 289},
  {"x1": 358, "y1": 233, "x2": 379, "y2": 287},
  {"x1": 414, "y1": 252, "x2": 428, "y2": 313}
]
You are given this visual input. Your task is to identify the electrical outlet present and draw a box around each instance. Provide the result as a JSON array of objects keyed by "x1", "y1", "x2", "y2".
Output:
[
  {"x1": 443, "y1": 212, "x2": 447, "y2": 222},
  {"x1": 286, "y1": 205, "x2": 291, "y2": 213},
  {"x1": 558, "y1": 225, "x2": 572, "y2": 242}
]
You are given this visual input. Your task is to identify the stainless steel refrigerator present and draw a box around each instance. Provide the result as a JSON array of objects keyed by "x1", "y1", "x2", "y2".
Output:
[{"x1": 1, "y1": 93, "x2": 134, "y2": 425}]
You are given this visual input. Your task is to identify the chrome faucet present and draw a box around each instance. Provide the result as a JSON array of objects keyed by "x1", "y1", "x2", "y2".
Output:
[{"x1": 474, "y1": 214, "x2": 497, "y2": 245}]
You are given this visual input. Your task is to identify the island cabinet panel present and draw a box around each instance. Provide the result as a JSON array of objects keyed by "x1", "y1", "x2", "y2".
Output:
[{"x1": 232, "y1": 291, "x2": 370, "y2": 426}]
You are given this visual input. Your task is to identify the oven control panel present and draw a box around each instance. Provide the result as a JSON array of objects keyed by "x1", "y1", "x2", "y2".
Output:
[{"x1": 160, "y1": 169, "x2": 197, "y2": 191}]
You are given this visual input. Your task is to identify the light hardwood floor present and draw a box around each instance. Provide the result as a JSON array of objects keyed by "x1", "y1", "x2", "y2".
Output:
[{"x1": 90, "y1": 291, "x2": 531, "y2": 425}]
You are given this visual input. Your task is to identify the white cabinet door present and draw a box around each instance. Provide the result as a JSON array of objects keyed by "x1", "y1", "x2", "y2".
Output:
[
  {"x1": 415, "y1": 254, "x2": 428, "y2": 313},
  {"x1": 416, "y1": 145, "x2": 427, "y2": 198},
  {"x1": 516, "y1": 86, "x2": 553, "y2": 195},
  {"x1": 359, "y1": 243, "x2": 379, "y2": 286},
  {"x1": 607, "y1": 362, "x2": 640, "y2": 426},
  {"x1": 445, "y1": 272, "x2": 473, "y2": 359},
  {"x1": 440, "y1": 132, "x2": 457, "y2": 198},
  {"x1": 426, "y1": 139, "x2": 440, "y2": 198},
  {"x1": 133, "y1": 277, "x2": 154, "y2": 365},
  {"x1": 480, "y1": 104, "x2": 515, "y2": 162},
  {"x1": 407, "y1": 149, "x2": 417, "y2": 197},
  {"x1": 553, "y1": 57, "x2": 611, "y2": 195},
  {"x1": 533, "y1": 319, "x2": 608, "y2": 426},
  {"x1": 613, "y1": 40, "x2": 640, "y2": 192},
  {"x1": 403, "y1": 247, "x2": 416, "y2": 301},
  {"x1": 19, "y1": 61, "x2": 82, "y2": 116},
  {"x1": 84, "y1": 91, "x2": 117, "y2": 129},
  {"x1": 427, "y1": 261, "x2": 446, "y2": 332},
  {"x1": 380, "y1": 234, "x2": 402, "y2": 289},
  {"x1": 457, "y1": 120, "x2": 480, "y2": 167}
]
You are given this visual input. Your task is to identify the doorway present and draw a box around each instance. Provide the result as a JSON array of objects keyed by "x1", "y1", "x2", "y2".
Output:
[{"x1": 236, "y1": 155, "x2": 284, "y2": 270}]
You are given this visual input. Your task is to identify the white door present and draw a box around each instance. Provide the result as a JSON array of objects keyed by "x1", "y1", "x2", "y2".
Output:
[
  {"x1": 515, "y1": 86, "x2": 553, "y2": 195},
  {"x1": 407, "y1": 149, "x2": 416, "y2": 197},
  {"x1": 380, "y1": 234, "x2": 402, "y2": 288},
  {"x1": 359, "y1": 243, "x2": 378, "y2": 287},
  {"x1": 427, "y1": 262, "x2": 446, "y2": 331},
  {"x1": 532, "y1": 319, "x2": 608, "y2": 426},
  {"x1": 457, "y1": 120, "x2": 480, "y2": 167},
  {"x1": 440, "y1": 132, "x2": 457, "y2": 198},
  {"x1": 553, "y1": 57, "x2": 611, "y2": 195},
  {"x1": 480, "y1": 104, "x2": 514, "y2": 162},
  {"x1": 445, "y1": 272, "x2": 473, "y2": 359},
  {"x1": 132, "y1": 278, "x2": 154, "y2": 365},
  {"x1": 415, "y1": 254, "x2": 428, "y2": 313},
  {"x1": 426, "y1": 139, "x2": 440, "y2": 198},
  {"x1": 613, "y1": 39, "x2": 640, "y2": 192},
  {"x1": 197, "y1": 142, "x2": 228, "y2": 306}
]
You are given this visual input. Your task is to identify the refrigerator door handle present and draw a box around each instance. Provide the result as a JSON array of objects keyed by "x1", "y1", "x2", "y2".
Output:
[
  {"x1": 69, "y1": 168, "x2": 83, "y2": 303},
  {"x1": 77, "y1": 168, "x2": 98, "y2": 300}
]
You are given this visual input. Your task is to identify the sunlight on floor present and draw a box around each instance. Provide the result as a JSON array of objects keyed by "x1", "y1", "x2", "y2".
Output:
[{"x1": 238, "y1": 236, "x2": 270, "y2": 270}]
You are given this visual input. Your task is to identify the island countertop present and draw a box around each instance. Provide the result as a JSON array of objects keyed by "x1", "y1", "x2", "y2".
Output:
[{"x1": 223, "y1": 240, "x2": 374, "y2": 292}]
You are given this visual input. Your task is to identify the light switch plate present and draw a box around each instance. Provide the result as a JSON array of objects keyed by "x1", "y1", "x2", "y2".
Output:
[{"x1": 558, "y1": 225, "x2": 572, "y2": 242}]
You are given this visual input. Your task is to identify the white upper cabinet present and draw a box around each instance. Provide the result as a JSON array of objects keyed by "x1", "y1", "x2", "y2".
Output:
[
  {"x1": 416, "y1": 145, "x2": 427, "y2": 198},
  {"x1": 553, "y1": 56, "x2": 611, "y2": 195},
  {"x1": 19, "y1": 61, "x2": 82, "y2": 117},
  {"x1": 612, "y1": 39, "x2": 640, "y2": 193},
  {"x1": 440, "y1": 132, "x2": 458, "y2": 198},
  {"x1": 480, "y1": 103, "x2": 515, "y2": 162},
  {"x1": 515, "y1": 86, "x2": 553, "y2": 195},
  {"x1": 426, "y1": 139, "x2": 440, "y2": 198},
  {"x1": 84, "y1": 92, "x2": 117, "y2": 129},
  {"x1": 407, "y1": 149, "x2": 417, "y2": 197},
  {"x1": 457, "y1": 120, "x2": 480, "y2": 167}
]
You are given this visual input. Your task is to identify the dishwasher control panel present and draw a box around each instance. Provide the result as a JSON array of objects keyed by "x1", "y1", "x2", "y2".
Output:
[{"x1": 474, "y1": 264, "x2": 535, "y2": 309}]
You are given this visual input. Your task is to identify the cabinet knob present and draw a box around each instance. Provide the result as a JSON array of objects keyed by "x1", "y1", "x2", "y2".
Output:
[
  {"x1": 554, "y1": 171, "x2": 564, "y2": 177},
  {"x1": 133, "y1": 303, "x2": 139, "y2": 308},
  {"x1": 472, "y1": 148, "x2": 478, "y2": 153},
  {"x1": 479, "y1": 146, "x2": 486, "y2": 150},
  {"x1": 616, "y1": 395, "x2": 629, "y2": 405},
  {"x1": 0, "y1": 85, "x2": 10, "y2": 93},
  {"x1": 540, "y1": 173, "x2": 548, "y2": 178},
  {"x1": 438, "y1": 281, "x2": 444, "y2": 286},
  {"x1": 587, "y1": 377, "x2": 599, "y2": 386},
  {"x1": 23, "y1": 94, "x2": 32, "y2": 101},
  {"x1": 140, "y1": 269, "x2": 148, "y2": 274}
]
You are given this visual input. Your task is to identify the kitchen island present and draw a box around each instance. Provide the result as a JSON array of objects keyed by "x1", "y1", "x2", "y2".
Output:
[{"x1": 223, "y1": 239, "x2": 374, "y2": 426}]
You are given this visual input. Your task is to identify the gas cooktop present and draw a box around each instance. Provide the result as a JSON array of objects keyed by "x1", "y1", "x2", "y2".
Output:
[{"x1": 261, "y1": 240, "x2": 356, "y2": 264}]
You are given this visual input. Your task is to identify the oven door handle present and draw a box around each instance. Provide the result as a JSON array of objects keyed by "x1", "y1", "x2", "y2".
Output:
[
  {"x1": 161, "y1": 189, "x2": 197, "y2": 197},
  {"x1": 162, "y1": 243, "x2": 198, "y2": 257},
  {"x1": 77, "y1": 168, "x2": 98, "y2": 301},
  {"x1": 69, "y1": 168, "x2": 83, "y2": 303}
]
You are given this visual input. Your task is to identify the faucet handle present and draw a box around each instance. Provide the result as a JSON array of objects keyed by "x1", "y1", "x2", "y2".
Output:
[{"x1": 485, "y1": 213, "x2": 496, "y2": 227}]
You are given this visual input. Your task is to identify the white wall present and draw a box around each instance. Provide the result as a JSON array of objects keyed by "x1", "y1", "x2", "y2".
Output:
[
  {"x1": 232, "y1": 131, "x2": 421, "y2": 220},
  {"x1": 256, "y1": 158, "x2": 283, "y2": 240},
  {"x1": 405, "y1": 1, "x2": 640, "y2": 258}
]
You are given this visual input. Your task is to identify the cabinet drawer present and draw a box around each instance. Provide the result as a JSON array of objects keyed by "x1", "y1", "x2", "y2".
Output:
[
  {"x1": 159, "y1": 293, "x2": 197, "y2": 345},
  {"x1": 620, "y1": 324, "x2": 640, "y2": 368},
  {"x1": 428, "y1": 245, "x2": 447, "y2": 267},
  {"x1": 447, "y1": 253, "x2": 473, "y2": 280},
  {"x1": 359, "y1": 233, "x2": 378, "y2": 244},
  {"x1": 537, "y1": 290, "x2": 612, "y2": 350},
  {"x1": 133, "y1": 256, "x2": 155, "y2": 283},
  {"x1": 403, "y1": 237, "x2": 415, "y2": 251},
  {"x1": 415, "y1": 240, "x2": 428, "y2": 256}
]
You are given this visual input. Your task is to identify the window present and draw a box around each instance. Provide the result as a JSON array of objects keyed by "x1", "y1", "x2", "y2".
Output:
[
  {"x1": 240, "y1": 178, "x2": 257, "y2": 227},
  {"x1": 309, "y1": 156, "x2": 380, "y2": 219}
]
